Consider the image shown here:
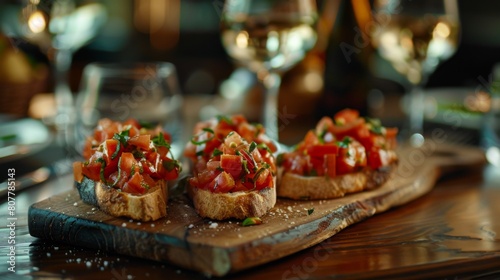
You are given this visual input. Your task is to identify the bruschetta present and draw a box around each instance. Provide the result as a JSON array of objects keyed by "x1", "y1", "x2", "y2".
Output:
[
  {"x1": 277, "y1": 109, "x2": 398, "y2": 200},
  {"x1": 184, "y1": 115, "x2": 277, "y2": 220},
  {"x1": 73, "y1": 118, "x2": 182, "y2": 222}
]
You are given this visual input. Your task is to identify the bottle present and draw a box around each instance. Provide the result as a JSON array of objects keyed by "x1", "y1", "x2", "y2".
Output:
[{"x1": 319, "y1": 0, "x2": 374, "y2": 118}]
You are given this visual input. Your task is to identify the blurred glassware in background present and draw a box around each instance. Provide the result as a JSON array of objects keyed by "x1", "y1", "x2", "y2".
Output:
[
  {"x1": 75, "y1": 62, "x2": 183, "y2": 158},
  {"x1": 0, "y1": 0, "x2": 106, "y2": 132},
  {"x1": 482, "y1": 63, "x2": 500, "y2": 167},
  {"x1": 363, "y1": 0, "x2": 460, "y2": 146},
  {"x1": 220, "y1": 0, "x2": 318, "y2": 141}
]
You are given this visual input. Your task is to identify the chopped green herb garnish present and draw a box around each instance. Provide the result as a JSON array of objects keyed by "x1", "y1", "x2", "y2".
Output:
[
  {"x1": 111, "y1": 157, "x2": 123, "y2": 187},
  {"x1": 216, "y1": 115, "x2": 233, "y2": 125},
  {"x1": 253, "y1": 123, "x2": 264, "y2": 138},
  {"x1": 242, "y1": 217, "x2": 262, "y2": 226},
  {"x1": 153, "y1": 132, "x2": 171, "y2": 148},
  {"x1": 96, "y1": 158, "x2": 108, "y2": 184},
  {"x1": 212, "y1": 148, "x2": 223, "y2": 157},
  {"x1": 191, "y1": 128, "x2": 215, "y2": 145},
  {"x1": 111, "y1": 143, "x2": 121, "y2": 160},
  {"x1": 308, "y1": 169, "x2": 318, "y2": 176},
  {"x1": 317, "y1": 128, "x2": 327, "y2": 144},
  {"x1": 163, "y1": 160, "x2": 181, "y2": 172},
  {"x1": 139, "y1": 120, "x2": 155, "y2": 129},
  {"x1": 365, "y1": 117, "x2": 384, "y2": 135},
  {"x1": 132, "y1": 150, "x2": 145, "y2": 159},
  {"x1": 337, "y1": 137, "x2": 352, "y2": 148},
  {"x1": 196, "y1": 150, "x2": 205, "y2": 157},
  {"x1": 141, "y1": 181, "x2": 150, "y2": 190},
  {"x1": 307, "y1": 208, "x2": 315, "y2": 215},
  {"x1": 257, "y1": 143, "x2": 272, "y2": 153},
  {"x1": 130, "y1": 163, "x2": 136, "y2": 176},
  {"x1": 249, "y1": 141, "x2": 257, "y2": 153},
  {"x1": 242, "y1": 160, "x2": 250, "y2": 174},
  {"x1": 252, "y1": 163, "x2": 270, "y2": 189},
  {"x1": 113, "y1": 129, "x2": 130, "y2": 147}
]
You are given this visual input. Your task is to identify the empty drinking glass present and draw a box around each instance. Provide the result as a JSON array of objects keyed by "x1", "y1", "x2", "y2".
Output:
[{"x1": 74, "y1": 62, "x2": 183, "y2": 158}]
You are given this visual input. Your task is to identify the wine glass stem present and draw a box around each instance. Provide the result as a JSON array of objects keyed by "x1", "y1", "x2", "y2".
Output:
[
  {"x1": 50, "y1": 48, "x2": 74, "y2": 126},
  {"x1": 261, "y1": 72, "x2": 282, "y2": 141},
  {"x1": 50, "y1": 48, "x2": 75, "y2": 151},
  {"x1": 408, "y1": 84, "x2": 424, "y2": 140}
]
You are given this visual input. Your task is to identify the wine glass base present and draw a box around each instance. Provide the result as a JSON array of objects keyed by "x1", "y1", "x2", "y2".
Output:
[{"x1": 409, "y1": 133, "x2": 425, "y2": 148}]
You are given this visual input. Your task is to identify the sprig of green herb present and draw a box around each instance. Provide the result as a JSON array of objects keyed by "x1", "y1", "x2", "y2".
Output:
[
  {"x1": 113, "y1": 129, "x2": 130, "y2": 148},
  {"x1": 153, "y1": 132, "x2": 171, "y2": 149}
]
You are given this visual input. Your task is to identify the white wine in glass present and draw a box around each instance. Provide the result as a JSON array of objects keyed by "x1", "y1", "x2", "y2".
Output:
[
  {"x1": 367, "y1": 0, "x2": 460, "y2": 145},
  {"x1": 221, "y1": 0, "x2": 318, "y2": 141}
]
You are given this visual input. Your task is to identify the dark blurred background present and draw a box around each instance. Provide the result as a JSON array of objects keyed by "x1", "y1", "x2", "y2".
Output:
[{"x1": 1, "y1": 0, "x2": 500, "y2": 133}]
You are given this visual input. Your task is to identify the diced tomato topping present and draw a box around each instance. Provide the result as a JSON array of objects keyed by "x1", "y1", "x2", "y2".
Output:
[
  {"x1": 255, "y1": 172, "x2": 273, "y2": 190},
  {"x1": 325, "y1": 154, "x2": 336, "y2": 178},
  {"x1": 210, "y1": 171, "x2": 235, "y2": 193},
  {"x1": 123, "y1": 172, "x2": 146, "y2": 194},
  {"x1": 119, "y1": 152, "x2": 136, "y2": 173},
  {"x1": 184, "y1": 115, "x2": 277, "y2": 165},
  {"x1": 77, "y1": 118, "x2": 180, "y2": 194},
  {"x1": 197, "y1": 169, "x2": 220, "y2": 187},
  {"x1": 279, "y1": 109, "x2": 397, "y2": 178},
  {"x1": 187, "y1": 130, "x2": 275, "y2": 193},
  {"x1": 81, "y1": 160, "x2": 102, "y2": 182},
  {"x1": 334, "y1": 108, "x2": 359, "y2": 124},
  {"x1": 367, "y1": 148, "x2": 394, "y2": 169},
  {"x1": 128, "y1": 134, "x2": 150, "y2": 151},
  {"x1": 220, "y1": 154, "x2": 243, "y2": 179},
  {"x1": 142, "y1": 173, "x2": 156, "y2": 189},
  {"x1": 104, "y1": 139, "x2": 119, "y2": 161},
  {"x1": 307, "y1": 144, "x2": 338, "y2": 158},
  {"x1": 239, "y1": 150, "x2": 257, "y2": 172}
]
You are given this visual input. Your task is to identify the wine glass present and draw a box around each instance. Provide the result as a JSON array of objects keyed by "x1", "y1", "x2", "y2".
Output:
[
  {"x1": 3, "y1": 0, "x2": 106, "y2": 134},
  {"x1": 221, "y1": 0, "x2": 318, "y2": 141},
  {"x1": 366, "y1": 0, "x2": 460, "y2": 146},
  {"x1": 74, "y1": 62, "x2": 184, "y2": 158}
]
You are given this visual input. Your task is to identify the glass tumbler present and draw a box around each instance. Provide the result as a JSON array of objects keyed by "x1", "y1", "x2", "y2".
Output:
[{"x1": 74, "y1": 62, "x2": 183, "y2": 158}]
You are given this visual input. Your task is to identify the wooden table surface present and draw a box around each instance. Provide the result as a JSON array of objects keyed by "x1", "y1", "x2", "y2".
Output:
[{"x1": 1, "y1": 149, "x2": 500, "y2": 279}]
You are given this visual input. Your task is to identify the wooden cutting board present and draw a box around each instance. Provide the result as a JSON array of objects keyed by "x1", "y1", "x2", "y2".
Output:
[{"x1": 28, "y1": 144, "x2": 485, "y2": 277}]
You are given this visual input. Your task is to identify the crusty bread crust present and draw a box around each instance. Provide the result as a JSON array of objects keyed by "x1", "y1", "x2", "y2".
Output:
[
  {"x1": 277, "y1": 164, "x2": 396, "y2": 200},
  {"x1": 187, "y1": 179, "x2": 277, "y2": 220},
  {"x1": 76, "y1": 177, "x2": 167, "y2": 222}
]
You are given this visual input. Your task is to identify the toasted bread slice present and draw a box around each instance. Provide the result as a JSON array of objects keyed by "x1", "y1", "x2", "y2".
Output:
[
  {"x1": 187, "y1": 180, "x2": 277, "y2": 220},
  {"x1": 76, "y1": 176, "x2": 167, "y2": 222},
  {"x1": 277, "y1": 164, "x2": 396, "y2": 200}
]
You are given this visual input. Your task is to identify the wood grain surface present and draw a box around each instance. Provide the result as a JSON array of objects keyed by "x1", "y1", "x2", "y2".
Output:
[{"x1": 27, "y1": 144, "x2": 486, "y2": 277}]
